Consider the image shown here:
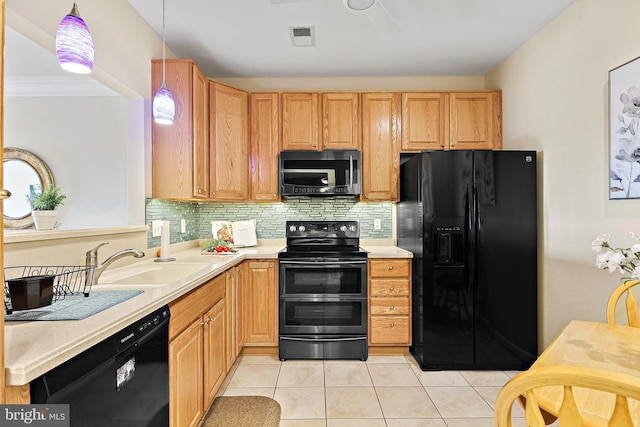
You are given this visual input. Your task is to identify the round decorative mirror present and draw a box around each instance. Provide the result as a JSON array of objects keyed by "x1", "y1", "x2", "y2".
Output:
[{"x1": 3, "y1": 147, "x2": 54, "y2": 229}]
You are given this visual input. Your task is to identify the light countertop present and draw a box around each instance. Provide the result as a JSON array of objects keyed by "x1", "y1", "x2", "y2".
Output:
[{"x1": 4, "y1": 241, "x2": 411, "y2": 385}]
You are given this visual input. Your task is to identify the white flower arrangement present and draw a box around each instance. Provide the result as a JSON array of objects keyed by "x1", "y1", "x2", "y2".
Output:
[{"x1": 592, "y1": 232, "x2": 640, "y2": 278}]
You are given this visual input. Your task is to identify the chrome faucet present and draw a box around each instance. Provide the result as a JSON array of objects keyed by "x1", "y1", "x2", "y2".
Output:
[{"x1": 85, "y1": 242, "x2": 145, "y2": 285}]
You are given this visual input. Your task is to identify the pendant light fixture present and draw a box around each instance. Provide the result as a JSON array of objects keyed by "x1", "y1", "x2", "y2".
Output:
[
  {"x1": 56, "y1": 2, "x2": 94, "y2": 74},
  {"x1": 153, "y1": 0, "x2": 175, "y2": 125}
]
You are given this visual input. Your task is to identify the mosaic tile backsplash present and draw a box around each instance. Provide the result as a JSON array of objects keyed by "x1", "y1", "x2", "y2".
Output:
[{"x1": 146, "y1": 197, "x2": 393, "y2": 248}]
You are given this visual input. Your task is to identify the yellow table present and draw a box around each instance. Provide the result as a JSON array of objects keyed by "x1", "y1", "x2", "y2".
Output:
[{"x1": 529, "y1": 320, "x2": 640, "y2": 425}]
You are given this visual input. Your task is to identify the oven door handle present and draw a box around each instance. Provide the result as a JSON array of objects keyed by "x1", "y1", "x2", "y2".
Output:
[
  {"x1": 280, "y1": 260, "x2": 367, "y2": 266},
  {"x1": 280, "y1": 336, "x2": 367, "y2": 342}
]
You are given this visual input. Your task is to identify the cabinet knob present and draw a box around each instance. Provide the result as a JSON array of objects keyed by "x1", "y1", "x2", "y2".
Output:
[
  {"x1": 197, "y1": 188, "x2": 203, "y2": 194},
  {"x1": 390, "y1": 322, "x2": 395, "y2": 328},
  {"x1": 389, "y1": 287, "x2": 395, "y2": 291},
  {"x1": 0, "y1": 189, "x2": 11, "y2": 199},
  {"x1": 201, "y1": 320, "x2": 208, "y2": 326},
  {"x1": 390, "y1": 305, "x2": 395, "y2": 310},
  {"x1": 269, "y1": 263, "x2": 273, "y2": 268},
  {"x1": 388, "y1": 265, "x2": 394, "y2": 270}
]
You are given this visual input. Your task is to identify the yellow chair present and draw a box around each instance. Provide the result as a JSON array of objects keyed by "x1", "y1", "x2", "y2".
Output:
[
  {"x1": 607, "y1": 280, "x2": 639, "y2": 327},
  {"x1": 494, "y1": 366, "x2": 640, "y2": 427}
]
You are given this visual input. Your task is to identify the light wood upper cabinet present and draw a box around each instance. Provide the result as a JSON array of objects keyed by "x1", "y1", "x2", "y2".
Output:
[
  {"x1": 250, "y1": 93, "x2": 280, "y2": 201},
  {"x1": 282, "y1": 93, "x2": 320, "y2": 150},
  {"x1": 152, "y1": 59, "x2": 208, "y2": 200},
  {"x1": 449, "y1": 91, "x2": 502, "y2": 151},
  {"x1": 401, "y1": 92, "x2": 448, "y2": 151},
  {"x1": 209, "y1": 82, "x2": 249, "y2": 200},
  {"x1": 322, "y1": 93, "x2": 360, "y2": 150},
  {"x1": 361, "y1": 92, "x2": 401, "y2": 202},
  {"x1": 244, "y1": 260, "x2": 278, "y2": 346},
  {"x1": 401, "y1": 91, "x2": 502, "y2": 152}
]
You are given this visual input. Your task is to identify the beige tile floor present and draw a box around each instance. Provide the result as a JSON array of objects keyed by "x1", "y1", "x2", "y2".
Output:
[{"x1": 218, "y1": 354, "x2": 547, "y2": 427}]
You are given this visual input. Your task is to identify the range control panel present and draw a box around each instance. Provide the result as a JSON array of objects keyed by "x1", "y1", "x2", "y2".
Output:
[{"x1": 285, "y1": 220, "x2": 359, "y2": 238}]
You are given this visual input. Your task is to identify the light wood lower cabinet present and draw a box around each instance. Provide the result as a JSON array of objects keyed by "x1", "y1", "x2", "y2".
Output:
[
  {"x1": 168, "y1": 273, "x2": 226, "y2": 427},
  {"x1": 225, "y1": 263, "x2": 245, "y2": 372},
  {"x1": 369, "y1": 259, "x2": 412, "y2": 346},
  {"x1": 169, "y1": 317, "x2": 204, "y2": 427},
  {"x1": 203, "y1": 300, "x2": 225, "y2": 413},
  {"x1": 243, "y1": 260, "x2": 278, "y2": 346}
]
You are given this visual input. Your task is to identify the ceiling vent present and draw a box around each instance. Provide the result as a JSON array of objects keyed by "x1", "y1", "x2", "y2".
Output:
[{"x1": 289, "y1": 26, "x2": 315, "y2": 47}]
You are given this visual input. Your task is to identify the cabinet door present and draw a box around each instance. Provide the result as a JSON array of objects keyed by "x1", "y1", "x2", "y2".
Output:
[
  {"x1": 169, "y1": 318, "x2": 204, "y2": 427},
  {"x1": 250, "y1": 93, "x2": 280, "y2": 201},
  {"x1": 152, "y1": 59, "x2": 200, "y2": 200},
  {"x1": 244, "y1": 260, "x2": 278, "y2": 345},
  {"x1": 192, "y1": 66, "x2": 209, "y2": 198},
  {"x1": 282, "y1": 93, "x2": 320, "y2": 150},
  {"x1": 361, "y1": 93, "x2": 401, "y2": 201},
  {"x1": 225, "y1": 268, "x2": 236, "y2": 372},
  {"x1": 401, "y1": 92, "x2": 447, "y2": 151},
  {"x1": 322, "y1": 93, "x2": 360, "y2": 150},
  {"x1": 209, "y1": 82, "x2": 249, "y2": 200},
  {"x1": 235, "y1": 263, "x2": 246, "y2": 355},
  {"x1": 203, "y1": 300, "x2": 225, "y2": 411},
  {"x1": 450, "y1": 92, "x2": 499, "y2": 150}
]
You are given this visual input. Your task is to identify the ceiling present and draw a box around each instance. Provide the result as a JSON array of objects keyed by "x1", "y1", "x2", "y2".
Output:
[{"x1": 128, "y1": 0, "x2": 576, "y2": 78}]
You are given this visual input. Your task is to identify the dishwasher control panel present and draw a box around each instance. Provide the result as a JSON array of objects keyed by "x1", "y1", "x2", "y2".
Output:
[{"x1": 114, "y1": 305, "x2": 170, "y2": 351}]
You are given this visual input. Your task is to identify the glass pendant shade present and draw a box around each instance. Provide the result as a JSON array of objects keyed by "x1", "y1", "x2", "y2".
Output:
[
  {"x1": 153, "y1": 83, "x2": 176, "y2": 125},
  {"x1": 56, "y1": 3, "x2": 94, "y2": 74}
]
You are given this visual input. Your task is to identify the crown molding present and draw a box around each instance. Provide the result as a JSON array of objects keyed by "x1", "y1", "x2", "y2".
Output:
[{"x1": 4, "y1": 76, "x2": 120, "y2": 97}]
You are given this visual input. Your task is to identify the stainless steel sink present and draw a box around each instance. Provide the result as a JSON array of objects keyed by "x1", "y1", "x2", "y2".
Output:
[{"x1": 97, "y1": 262, "x2": 211, "y2": 286}]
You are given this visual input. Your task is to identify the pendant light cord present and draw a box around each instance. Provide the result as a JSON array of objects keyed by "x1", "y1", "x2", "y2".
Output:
[{"x1": 162, "y1": 0, "x2": 167, "y2": 85}]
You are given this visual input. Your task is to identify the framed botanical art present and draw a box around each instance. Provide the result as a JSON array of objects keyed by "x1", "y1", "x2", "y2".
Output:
[{"x1": 609, "y1": 56, "x2": 640, "y2": 199}]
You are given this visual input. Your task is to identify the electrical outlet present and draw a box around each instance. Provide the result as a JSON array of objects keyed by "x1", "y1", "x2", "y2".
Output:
[
  {"x1": 152, "y1": 220, "x2": 163, "y2": 237},
  {"x1": 181, "y1": 219, "x2": 186, "y2": 234},
  {"x1": 374, "y1": 218, "x2": 382, "y2": 230}
]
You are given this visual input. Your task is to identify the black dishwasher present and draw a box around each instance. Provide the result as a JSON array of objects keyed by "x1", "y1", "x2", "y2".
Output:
[{"x1": 31, "y1": 305, "x2": 170, "y2": 427}]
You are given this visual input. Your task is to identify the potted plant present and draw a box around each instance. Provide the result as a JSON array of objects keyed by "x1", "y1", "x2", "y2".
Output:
[{"x1": 26, "y1": 184, "x2": 67, "y2": 230}]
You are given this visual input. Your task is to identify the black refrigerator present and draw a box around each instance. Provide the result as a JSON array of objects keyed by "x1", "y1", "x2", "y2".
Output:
[{"x1": 398, "y1": 150, "x2": 537, "y2": 370}]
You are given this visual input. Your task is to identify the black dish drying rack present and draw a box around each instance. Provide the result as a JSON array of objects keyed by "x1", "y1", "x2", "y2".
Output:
[{"x1": 3, "y1": 265, "x2": 96, "y2": 314}]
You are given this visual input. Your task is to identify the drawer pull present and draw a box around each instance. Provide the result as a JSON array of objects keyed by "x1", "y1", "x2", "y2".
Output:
[
  {"x1": 390, "y1": 322, "x2": 395, "y2": 328},
  {"x1": 389, "y1": 287, "x2": 395, "y2": 291},
  {"x1": 388, "y1": 265, "x2": 394, "y2": 270},
  {"x1": 390, "y1": 305, "x2": 395, "y2": 310}
]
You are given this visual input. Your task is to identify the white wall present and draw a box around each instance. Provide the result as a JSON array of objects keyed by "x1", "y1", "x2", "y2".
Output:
[
  {"x1": 486, "y1": 0, "x2": 640, "y2": 347},
  {"x1": 5, "y1": 97, "x2": 130, "y2": 228}
]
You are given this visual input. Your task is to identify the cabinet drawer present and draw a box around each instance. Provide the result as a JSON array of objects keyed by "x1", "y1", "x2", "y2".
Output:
[
  {"x1": 370, "y1": 297, "x2": 409, "y2": 315},
  {"x1": 169, "y1": 274, "x2": 226, "y2": 339},
  {"x1": 370, "y1": 260, "x2": 410, "y2": 278},
  {"x1": 370, "y1": 316, "x2": 410, "y2": 345},
  {"x1": 370, "y1": 278, "x2": 410, "y2": 296}
]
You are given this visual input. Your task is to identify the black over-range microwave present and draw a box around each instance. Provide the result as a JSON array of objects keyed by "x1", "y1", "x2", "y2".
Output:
[{"x1": 279, "y1": 149, "x2": 361, "y2": 197}]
